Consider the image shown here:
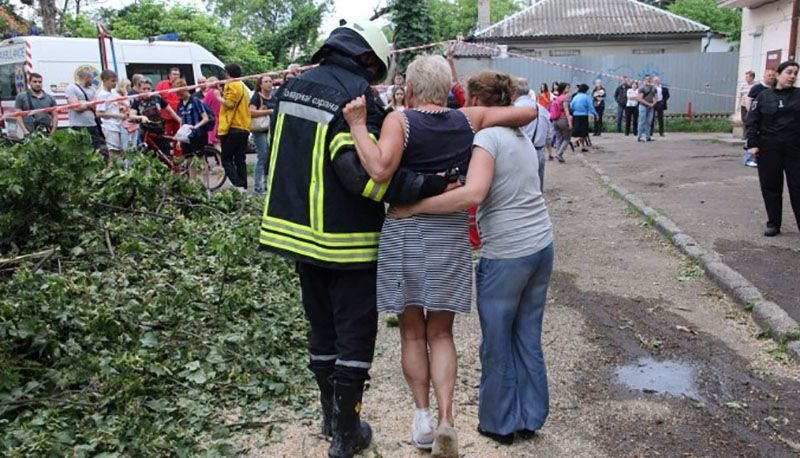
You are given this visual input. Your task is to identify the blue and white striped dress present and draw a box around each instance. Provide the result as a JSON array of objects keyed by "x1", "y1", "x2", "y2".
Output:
[{"x1": 377, "y1": 108, "x2": 475, "y2": 315}]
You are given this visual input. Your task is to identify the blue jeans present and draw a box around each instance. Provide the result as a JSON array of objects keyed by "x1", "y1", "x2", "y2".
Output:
[
  {"x1": 638, "y1": 105, "x2": 654, "y2": 140},
  {"x1": 475, "y1": 242, "x2": 555, "y2": 435},
  {"x1": 535, "y1": 147, "x2": 546, "y2": 191},
  {"x1": 616, "y1": 104, "x2": 625, "y2": 133},
  {"x1": 252, "y1": 131, "x2": 270, "y2": 193}
]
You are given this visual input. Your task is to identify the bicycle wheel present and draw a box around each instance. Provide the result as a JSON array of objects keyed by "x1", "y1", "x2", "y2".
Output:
[{"x1": 197, "y1": 146, "x2": 227, "y2": 191}]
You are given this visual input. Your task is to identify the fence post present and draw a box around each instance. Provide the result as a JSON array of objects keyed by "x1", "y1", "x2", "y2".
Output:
[{"x1": 687, "y1": 101, "x2": 693, "y2": 124}]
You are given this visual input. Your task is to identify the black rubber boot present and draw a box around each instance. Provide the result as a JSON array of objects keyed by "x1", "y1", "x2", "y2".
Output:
[
  {"x1": 310, "y1": 365, "x2": 335, "y2": 437},
  {"x1": 328, "y1": 381, "x2": 372, "y2": 458}
]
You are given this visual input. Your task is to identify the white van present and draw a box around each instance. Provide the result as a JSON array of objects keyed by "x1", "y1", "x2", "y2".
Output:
[{"x1": 0, "y1": 36, "x2": 226, "y2": 129}]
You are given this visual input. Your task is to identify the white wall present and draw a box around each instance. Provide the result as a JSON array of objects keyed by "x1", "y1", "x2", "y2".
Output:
[
  {"x1": 737, "y1": 0, "x2": 794, "y2": 80},
  {"x1": 731, "y1": 0, "x2": 796, "y2": 135}
]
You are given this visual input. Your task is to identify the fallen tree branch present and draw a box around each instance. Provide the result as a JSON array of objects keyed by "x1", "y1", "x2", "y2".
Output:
[
  {"x1": 224, "y1": 419, "x2": 285, "y2": 430},
  {"x1": 0, "y1": 247, "x2": 59, "y2": 267},
  {"x1": 104, "y1": 229, "x2": 116, "y2": 259},
  {"x1": 96, "y1": 202, "x2": 177, "y2": 221}
]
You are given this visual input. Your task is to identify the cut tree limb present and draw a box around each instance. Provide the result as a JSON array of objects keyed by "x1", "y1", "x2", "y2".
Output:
[{"x1": 0, "y1": 247, "x2": 59, "y2": 266}]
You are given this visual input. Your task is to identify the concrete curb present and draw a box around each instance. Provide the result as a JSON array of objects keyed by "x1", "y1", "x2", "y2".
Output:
[{"x1": 575, "y1": 152, "x2": 800, "y2": 361}]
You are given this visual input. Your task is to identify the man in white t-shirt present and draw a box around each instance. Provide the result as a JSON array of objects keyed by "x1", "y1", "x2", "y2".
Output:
[{"x1": 96, "y1": 69, "x2": 127, "y2": 163}]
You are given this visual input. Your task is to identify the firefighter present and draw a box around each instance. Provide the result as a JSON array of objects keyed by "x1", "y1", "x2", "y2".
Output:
[{"x1": 260, "y1": 21, "x2": 449, "y2": 458}]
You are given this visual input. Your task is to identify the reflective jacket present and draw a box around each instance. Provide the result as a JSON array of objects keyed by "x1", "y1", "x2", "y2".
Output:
[{"x1": 260, "y1": 54, "x2": 446, "y2": 269}]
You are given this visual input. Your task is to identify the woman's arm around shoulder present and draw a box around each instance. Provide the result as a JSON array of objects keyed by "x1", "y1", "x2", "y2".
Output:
[
  {"x1": 461, "y1": 105, "x2": 537, "y2": 131},
  {"x1": 391, "y1": 147, "x2": 495, "y2": 218}
]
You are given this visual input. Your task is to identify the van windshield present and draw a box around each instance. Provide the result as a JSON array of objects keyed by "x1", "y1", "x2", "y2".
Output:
[{"x1": 0, "y1": 63, "x2": 25, "y2": 101}]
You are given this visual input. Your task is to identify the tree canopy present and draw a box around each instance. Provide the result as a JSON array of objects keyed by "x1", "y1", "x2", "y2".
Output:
[
  {"x1": 667, "y1": 0, "x2": 742, "y2": 44},
  {"x1": 390, "y1": 0, "x2": 435, "y2": 71},
  {"x1": 94, "y1": 0, "x2": 272, "y2": 76},
  {"x1": 429, "y1": 0, "x2": 524, "y2": 41},
  {"x1": 210, "y1": 0, "x2": 330, "y2": 66}
]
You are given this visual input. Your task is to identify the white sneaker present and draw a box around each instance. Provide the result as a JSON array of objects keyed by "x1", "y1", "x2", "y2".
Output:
[
  {"x1": 411, "y1": 409, "x2": 435, "y2": 449},
  {"x1": 745, "y1": 160, "x2": 758, "y2": 168}
]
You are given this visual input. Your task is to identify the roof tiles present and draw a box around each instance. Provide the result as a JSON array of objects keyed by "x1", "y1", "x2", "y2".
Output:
[{"x1": 475, "y1": 0, "x2": 710, "y2": 40}]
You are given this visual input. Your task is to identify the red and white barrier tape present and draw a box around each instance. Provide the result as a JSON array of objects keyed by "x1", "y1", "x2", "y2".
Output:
[
  {"x1": 1, "y1": 40, "x2": 455, "y2": 122},
  {"x1": 3, "y1": 38, "x2": 736, "y2": 121}
]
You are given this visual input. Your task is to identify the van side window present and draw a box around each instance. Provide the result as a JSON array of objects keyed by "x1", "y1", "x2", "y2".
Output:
[{"x1": 201, "y1": 64, "x2": 225, "y2": 81}]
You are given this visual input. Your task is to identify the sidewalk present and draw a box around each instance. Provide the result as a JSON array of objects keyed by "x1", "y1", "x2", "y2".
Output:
[{"x1": 581, "y1": 132, "x2": 800, "y2": 326}]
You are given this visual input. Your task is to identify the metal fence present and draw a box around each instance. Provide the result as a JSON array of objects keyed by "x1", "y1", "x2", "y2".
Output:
[{"x1": 457, "y1": 52, "x2": 740, "y2": 115}]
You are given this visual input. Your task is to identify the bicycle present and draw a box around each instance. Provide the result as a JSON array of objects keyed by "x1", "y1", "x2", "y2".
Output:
[{"x1": 137, "y1": 127, "x2": 227, "y2": 192}]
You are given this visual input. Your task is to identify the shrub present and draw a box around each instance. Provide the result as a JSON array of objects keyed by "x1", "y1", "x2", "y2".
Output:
[{"x1": 0, "y1": 134, "x2": 309, "y2": 455}]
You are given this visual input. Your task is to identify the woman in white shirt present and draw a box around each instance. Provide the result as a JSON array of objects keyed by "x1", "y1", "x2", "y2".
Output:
[{"x1": 625, "y1": 80, "x2": 639, "y2": 137}]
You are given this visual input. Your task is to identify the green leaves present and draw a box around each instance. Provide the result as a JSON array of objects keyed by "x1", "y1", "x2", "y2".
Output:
[
  {"x1": 0, "y1": 143, "x2": 310, "y2": 455},
  {"x1": 105, "y1": 0, "x2": 273, "y2": 76}
]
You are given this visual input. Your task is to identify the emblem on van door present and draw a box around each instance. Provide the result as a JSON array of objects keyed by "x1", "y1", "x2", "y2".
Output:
[{"x1": 73, "y1": 65, "x2": 101, "y2": 88}]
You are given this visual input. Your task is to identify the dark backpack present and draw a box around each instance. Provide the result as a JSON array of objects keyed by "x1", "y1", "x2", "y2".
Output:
[{"x1": 198, "y1": 99, "x2": 216, "y2": 132}]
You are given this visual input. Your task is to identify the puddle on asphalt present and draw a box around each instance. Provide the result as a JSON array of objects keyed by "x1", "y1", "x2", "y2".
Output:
[{"x1": 615, "y1": 357, "x2": 700, "y2": 400}]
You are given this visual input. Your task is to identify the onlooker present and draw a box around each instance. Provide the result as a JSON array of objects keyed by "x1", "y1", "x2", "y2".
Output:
[
  {"x1": 569, "y1": 83, "x2": 596, "y2": 152},
  {"x1": 96, "y1": 69, "x2": 128, "y2": 162},
  {"x1": 130, "y1": 78, "x2": 181, "y2": 157},
  {"x1": 748, "y1": 68, "x2": 777, "y2": 101},
  {"x1": 636, "y1": 75, "x2": 657, "y2": 142},
  {"x1": 614, "y1": 76, "x2": 631, "y2": 133},
  {"x1": 285, "y1": 63, "x2": 302, "y2": 80},
  {"x1": 744, "y1": 69, "x2": 776, "y2": 167},
  {"x1": 390, "y1": 70, "x2": 554, "y2": 447},
  {"x1": 65, "y1": 68, "x2": 104, "y2": 149},
  {"x1": 738, "y1": 70, "x2": 756, "y2": 146},
  {"x1": 625, "y1": 80, "x2": 639, "y2": 136},
  {"x1": 745, "y1": 60, "x2": 800, "y2": 237},
  {"x1": 738, "y1": 70, "x2": 756, "y2": 124},
  {"x1": 217, "y1": 63, "x2": 251, "y2": 190},
  {"x1": 592, "y1": 79, "x2": 606, "y2": 136},
  {"x1": 551, "y1": 81, "x2": 559, "y2": 96},
  {"x1": 130, "y1": 74, "x2": 145, "y2": 95},
  {"x1": 538, "y1": 82, "x2": 555, "y2": 161},
  {"x1": 116, "y1": 78, "x2": 138, "y2": 151},
  {"x1": 249, "y1": 74, "x2": 274, "y2": 194},
  {"x1": 203, "y1": 76, "x2": 222, "y2": 149},
  {"x1": 651, "y1": 76, "x2": 670, "y2": 137},
  {"x1": 516, "y1": 77, "x2": 552, "y2": 190},
  {"x1": 176, "y1": 78, "x2": 211, "y2": 179},
  {"x1": 550, "y1": 82, "x2": 572, "y2": 163},
  {"x1": 383, "y1": 72, "x2": 405, "y2": 106},
  {"x1": 446, "y1": 44, "x2": 466, "y2": 109},
  {"x1": 538, "y1": 83, "x2": 552, "y2": 109},
  {"x1": 157, "y1": 67, "x2": 181, "y2": 136},
  {"x1": 193, "y1": 76, "x2": 207, "y2": 101},
  {"x1": 13, "y1": 72, "x2": 57, "y2": 138},
  {"x1": 387, "y1": 85, "x2": 406, "y2": 113}
]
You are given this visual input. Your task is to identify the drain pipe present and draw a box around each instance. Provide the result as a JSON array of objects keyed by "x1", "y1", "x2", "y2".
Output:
[{"x1": 790, "y1": 0, "x2": 799, "y2": 61}]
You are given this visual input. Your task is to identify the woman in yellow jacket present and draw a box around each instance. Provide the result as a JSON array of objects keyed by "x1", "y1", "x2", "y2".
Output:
[{"x1": 216, "y1": 63, "x2": 252, "y2": 190}]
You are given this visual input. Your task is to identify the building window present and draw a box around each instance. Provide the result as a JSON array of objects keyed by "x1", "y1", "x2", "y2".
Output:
[
  {"x1": 549, "y1": 49, "x2": 581, "y2": 57},
  {"x1": 633, "y1": 48, "x2": 666, "y2": 55}
]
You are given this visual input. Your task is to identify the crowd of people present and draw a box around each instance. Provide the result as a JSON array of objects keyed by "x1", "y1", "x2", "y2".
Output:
[
  {"x1": 10, "y1": 64, "x2": 275, "y2": 193},
  {"x1": 612, "y1": 74, "x2": 670, "y2": 141}
]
